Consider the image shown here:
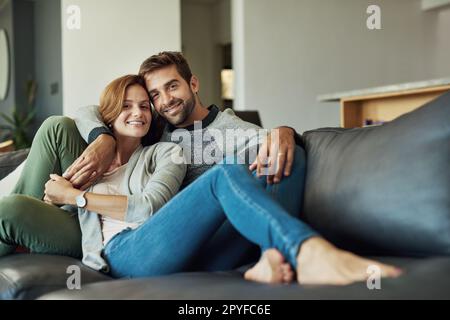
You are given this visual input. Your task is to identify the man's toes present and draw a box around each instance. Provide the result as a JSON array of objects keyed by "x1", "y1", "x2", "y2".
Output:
[
  {"x1": 265, "y1": 248, "x2": 285, "y2": 265},
  {"x1": 281, "y1": 264, "x2": 292, "y2": 279},
  {"x1": 380, "y1": 265, "x2": 403, "y2": 278},
  {"x1": 244, "y1": 269, "x2": 255, "y2": 281},
  {"x1": 364, "y1": 261, "x2": 403, "y2": 278},
  {"x1": 283, "y1": 270, "x2": 294, "y2": 283},
  {"x1": 281, "y1": 263, "x2": 291, "y2": 272}
]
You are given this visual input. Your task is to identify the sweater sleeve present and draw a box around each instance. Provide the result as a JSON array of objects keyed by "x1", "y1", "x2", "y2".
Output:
[
  {"x1": 125, "y1": 143, "x2": 187, "y2": 223},
  {"x1": 219, "y1": 109, "x2": 263, "y2": 166},
  {"x1": 73, "y1": 105, "x2": 114, "y2": 144},
  {"x1": 225, "y1": 110, "x2": 305, "y2": 163}
]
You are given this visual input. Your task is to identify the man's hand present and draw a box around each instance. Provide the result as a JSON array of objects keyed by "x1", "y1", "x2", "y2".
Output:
[
  {"x1": 249, "y1": 127, "x2": 296, "y2": 184},
  {"x1": 63, "y1": 134, "x2": 116, "y2": 190}
]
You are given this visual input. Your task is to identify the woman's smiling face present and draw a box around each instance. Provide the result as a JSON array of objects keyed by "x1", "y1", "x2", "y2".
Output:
[{"x1": 112, "y1": 84, "x2": 152, "y2": 139}]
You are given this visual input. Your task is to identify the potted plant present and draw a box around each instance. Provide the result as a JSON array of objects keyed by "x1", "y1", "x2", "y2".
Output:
[{"x1": 0, "y1": 79, "x2": 37, "y2": 150}]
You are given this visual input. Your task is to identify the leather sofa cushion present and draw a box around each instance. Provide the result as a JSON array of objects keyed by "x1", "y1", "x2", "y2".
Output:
[
  {"x1": 0, "y1": 254, "x2": 111, "y2": 300},
  {"x1": 301, "y1": 91, "x2": 450, "y2": 257},
  {"x1": 38, "y1": 257, "x2": 450, "y2": 299}
]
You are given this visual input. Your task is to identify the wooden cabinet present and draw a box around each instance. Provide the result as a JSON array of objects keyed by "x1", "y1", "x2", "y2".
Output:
[
  {"x1": 0, "y1": 140, "x2": 14, "y2": 153},
  {"x1": 319, "y1": 79, "x2": 450, "y2": 128}
]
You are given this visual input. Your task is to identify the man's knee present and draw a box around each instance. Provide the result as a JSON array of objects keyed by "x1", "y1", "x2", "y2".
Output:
[
  {"x1": 215, "y1": 163, "x2": 249, "y2": 178},
  {"x1": 290, "y1": 145, "x2": 306, "y2": 175}
]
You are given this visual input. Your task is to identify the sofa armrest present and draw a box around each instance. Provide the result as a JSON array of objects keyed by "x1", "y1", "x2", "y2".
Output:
[{"x1": 0, "y1": 149, "x2": 29, "y2": 181}]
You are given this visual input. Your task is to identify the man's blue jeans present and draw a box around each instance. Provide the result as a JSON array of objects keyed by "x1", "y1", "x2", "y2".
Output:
[
  {"x1": 103, "y1": 146, "x2": 318, "y2": 278},
  {"x1": 188, "y1": 146, "x2": 312, "y2": 271}
]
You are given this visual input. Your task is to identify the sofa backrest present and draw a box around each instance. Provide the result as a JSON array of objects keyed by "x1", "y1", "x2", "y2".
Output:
[{"x1": 301, "y1": 91, "x2": 450, "y2": 257}]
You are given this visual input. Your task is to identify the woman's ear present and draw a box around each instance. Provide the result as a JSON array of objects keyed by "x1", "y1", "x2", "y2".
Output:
[{"x1": 190, "y1": 75, "x2": 199, "y2": 94}]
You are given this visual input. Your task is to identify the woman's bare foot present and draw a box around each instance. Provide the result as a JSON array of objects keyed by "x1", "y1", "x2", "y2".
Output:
[
  {"x1": 296, "y1": 237, "x2": 403, "y2": 286},
  {"x1": 244, "y1": 249, "x2": 294, "y2": 284}
]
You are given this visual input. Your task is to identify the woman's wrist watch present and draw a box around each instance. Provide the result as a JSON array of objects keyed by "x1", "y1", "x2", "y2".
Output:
[{"x1": 76, "y1": 191, "x2": 88, "y2": 208}]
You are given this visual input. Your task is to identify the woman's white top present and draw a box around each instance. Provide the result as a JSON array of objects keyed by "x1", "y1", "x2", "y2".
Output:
[{"x1": 91, "y1": 164, "x2": 139, "y2": 246}]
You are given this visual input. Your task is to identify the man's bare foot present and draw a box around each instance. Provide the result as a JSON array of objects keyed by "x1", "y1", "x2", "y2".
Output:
[
  {"x1": 244, "y1": 249, "x2": 294, "y2": 284},
  {"x1": 297, "y1": 237, "x2": 403, "y2": 286}
]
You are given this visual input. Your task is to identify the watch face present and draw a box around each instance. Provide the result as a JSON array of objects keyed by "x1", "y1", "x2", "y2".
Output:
[{"x1": 77, "y1": 194, "x2": 86, "y2": 208}]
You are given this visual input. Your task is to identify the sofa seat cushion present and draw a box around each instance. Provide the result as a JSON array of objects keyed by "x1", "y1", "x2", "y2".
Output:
[
  {"x1": 38, "y1": 257, "x2": 450, "y2": 300},
  {"x1": 0, "y1": 254, "x2": 111, "y2": 300},
  {"x1": 301, "y1": 91, "x2": 450, "y2": 256}
]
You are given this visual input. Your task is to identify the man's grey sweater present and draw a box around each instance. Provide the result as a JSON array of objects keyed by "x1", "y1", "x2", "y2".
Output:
[{"x1": 74, "y1": 105, "x2": 264, "y2": 188}]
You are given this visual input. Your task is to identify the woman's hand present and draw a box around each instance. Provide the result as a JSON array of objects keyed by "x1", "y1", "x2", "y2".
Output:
[{"x1": 44, "y1": 174, "x2": 78, "y2": 206}]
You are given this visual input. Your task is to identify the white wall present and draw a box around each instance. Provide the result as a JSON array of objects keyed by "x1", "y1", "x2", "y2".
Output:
[
  {"x1": 434, "y1": 6, "x2": 450, "y2": 76},
  {"x1": 62, "y1": 0, "x2": 181, "y2": 116},
  {"x1": 233, "y1": 0, "x2": 450, "y2": 131}
]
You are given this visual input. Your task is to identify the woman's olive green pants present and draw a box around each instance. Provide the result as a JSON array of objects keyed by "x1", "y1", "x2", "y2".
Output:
[{"x1": 0, "y1": 116, "x2": 87, "y2": 258}]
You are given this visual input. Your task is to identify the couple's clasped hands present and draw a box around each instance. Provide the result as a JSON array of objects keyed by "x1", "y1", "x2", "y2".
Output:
[
  {"x1": 43, "y1": 135, "x2": 118, "y2": 206},
  {"x1": 44, "y1": 174, "x2": 75, "y2": 206}
]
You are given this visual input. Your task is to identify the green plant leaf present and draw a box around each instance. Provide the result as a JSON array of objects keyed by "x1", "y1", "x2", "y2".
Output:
[
  {"x1": 0, "y1": 125, "x2": 12, "y2": 131},
  {"x1": 12, "y1": 110, "x2": 22, "y2": 126},
  {"x1": 1, "y1": 81, "x2": 37, "y2": 148},
  {"x1": 0, "y1": 113, "x2": 15, "y2": 125},
  {"x1": 22, "y1": 108, "x2": 37, "y2": 127}
]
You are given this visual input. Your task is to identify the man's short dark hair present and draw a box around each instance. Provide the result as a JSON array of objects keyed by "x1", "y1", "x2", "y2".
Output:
[{"x1": 139, "y1": 51, "x2": 193, "y2": 85}]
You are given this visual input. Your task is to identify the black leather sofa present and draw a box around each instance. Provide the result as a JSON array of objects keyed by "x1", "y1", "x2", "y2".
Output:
[{"x1": 0, "y1": 92, "x2": 449, "y2": 300}]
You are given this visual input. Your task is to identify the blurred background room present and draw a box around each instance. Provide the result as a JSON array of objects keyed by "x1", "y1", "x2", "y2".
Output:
[{"x1": 0, "y1": 0, "x2": 449, "y2": 151}]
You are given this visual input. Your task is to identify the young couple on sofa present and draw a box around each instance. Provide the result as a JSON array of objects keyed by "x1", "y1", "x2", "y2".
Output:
[{"x1": 0, "y1": 52, "x2": 402, "y2": 285}]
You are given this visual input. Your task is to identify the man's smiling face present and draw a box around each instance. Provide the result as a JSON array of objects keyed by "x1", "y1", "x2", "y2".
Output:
[{"x1": 145, "y1": 65, "x2": 197, "y2": 127}]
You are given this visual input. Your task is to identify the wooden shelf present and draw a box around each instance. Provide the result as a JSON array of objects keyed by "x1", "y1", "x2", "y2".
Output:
[
  {"x1": 318, "y1": 79, "x2": 450, "y2": 128},
  {"x1": 340, "y1": 84, "x2": 450, "y2": 128},
  {"x1": 0, "y1": 140, "x2": 14, "y2": 153}
]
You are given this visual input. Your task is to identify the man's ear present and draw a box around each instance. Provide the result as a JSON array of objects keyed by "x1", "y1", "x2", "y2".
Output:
[{"x1": 190, "y1": 75, "x2": 199, "y2": 94}]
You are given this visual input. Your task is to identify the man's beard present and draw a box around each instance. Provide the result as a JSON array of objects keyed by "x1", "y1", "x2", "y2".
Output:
[{"x1": 162, "y1": 92, "x2": 196, "y2": 127}]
